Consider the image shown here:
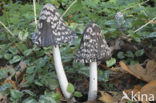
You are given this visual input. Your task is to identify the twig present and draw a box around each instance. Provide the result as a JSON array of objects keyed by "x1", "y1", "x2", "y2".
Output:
[
  {"x1": 61, "y1": 0, "x2": 77, "y2": 18},
  {"x1": 120, "y1": 0, "x2": 149, "y2": 12},
  {"x1": 33, "y1": 0, "x2": 37, "y2": 25},
  {"x1": 134, "y1": 16, "x2": 156, "y2": 33},
  {"x1": 139, "y1": 4, "x2": 148, "y2": 16},
  {"x1": 0, "y1": 21, "x2": 15, "y2": 36}
]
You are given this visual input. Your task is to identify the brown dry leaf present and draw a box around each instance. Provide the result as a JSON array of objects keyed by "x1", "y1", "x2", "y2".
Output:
[
  {"x1": 123, "y1": 85, "x2": 141, "y2": 102},
  {"x1": 140, "y1": 80, "x2": 156, "y2": 103},
  {"x1": 98, "y1": 91, "x2": 122, "y2": 103},
  {"x1": 0, "y1": 94, "x2": 8, "y2": 103},
  {"x1": 119, "y1": 60, "x2": 156, "y2": 82},
  {"x1": 16, "y1": 61, "x2": 27, "y2": 82},
  {"x1": 4, "y1": 79, "x2": 17, "y2": 89}
]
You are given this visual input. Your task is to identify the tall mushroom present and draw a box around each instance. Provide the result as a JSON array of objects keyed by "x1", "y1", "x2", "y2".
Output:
[
  {"x1": 32, "y1": 3, "x2": 77, "y2": 99},
  {"x1": 75, "y1": 23, "x2": 112, "y2": 100}
]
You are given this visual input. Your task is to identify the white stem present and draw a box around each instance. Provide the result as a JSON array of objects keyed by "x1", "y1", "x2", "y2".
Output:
[
  {"x1": 88, "y1": 62, "x2": 98, "y2": 100},
  {"x1": 53, "y1": 46, "x2": 71, "y2": 99},
  {"x1": 33, "y1": 0, "x2": 37, "y2": 25}
]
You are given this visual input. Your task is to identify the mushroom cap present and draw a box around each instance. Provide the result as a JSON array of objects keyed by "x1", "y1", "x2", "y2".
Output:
[
  {"x1": 32, "y1": 3, "x2": 77, "y2": 47},
  {"x1": 75, "y1": 23, "x2": 112, "y2": 63}
]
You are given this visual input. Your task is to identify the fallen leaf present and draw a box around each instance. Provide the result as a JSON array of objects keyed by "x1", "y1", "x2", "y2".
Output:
[
  {"x1": 140, "y1": 80, "x2": 156, "y2": 103},
  {"x1": 123, "y1": 85, "x2": 141, "y2": 102},
  {"x1": 98, "y1": 91, "x2": 122, "y2": 103},
  {"x1": 0, "y1": 94, "x2": 8, "y2": 103},
  {"x1": 4, "y1": 79, "x2": 17, "y2": 89},
  {"x1": 119, "y1": 60, "x2": 156, "y2": 82},
  {"x1": 16, "y1": 61, "x2": 27, "y2": 82}
]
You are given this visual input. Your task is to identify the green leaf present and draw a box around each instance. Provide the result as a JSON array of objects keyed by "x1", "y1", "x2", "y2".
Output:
[
  {"x1": 9, "y1": 55, "x2": 22, "y2": 64},
  {"x1": 106, "y1": 58, "x2": 116, "y2": 67},
  {"x1": 67, "y1": 83, "x2": 75, "y2": 93},
  {"x1": 0, "y1": 69, "x2": 8, "y2": 79},
  {"x1": 23, "y1": 98, "x2": 38, "y2": 103},
  {"x1": 39, "y1": 95, "x2": 57, "y2": 103},
  {"x1": 130, "y1": 60, "x2": 139, "y2": 65},
  {"x1": 125, "y1": 51, "x2": 134, "y2": 58},
  {"x1": 135, "y1": 49, "x2": 144, "y2": 57},
  {"x1": 22, "y1": 90, "x2": 36, "y2": 96},
  {"x1": 0, "y1": 83, "x2": 12, "y2": 93},
  {"x1": 10, "y1": 89, "x2": 24, "y2": 100},
  {"x1": 74, "y1": 91, "x2": 83, "y2": 97},
  {"x1": 26, "y1": 66, "x2": 35, "y2": 74},
  {"x1": 17, "y1": 43, "x2": 28, "y2": 52},
  {"x1": 98, "y1": 70, "x2": 110, "y2": 82},
  {"x1": 4, "y1": 53, "x2": 12, "y2": 60},
  {"x1": 0, "y1": 44, "x2": 8, "y2": 50},
  {"x1": 9, "y1": 47, "x2": 19, "y2": 55},
  {"x1": 147, "y1": 32, "x2": 156, "y2": 38},
  {"x1": 50, "y1": 93, "x2": 61, "y2": 101},
  {"x1": 45, "y1": 79, "x2": 59, "y2": 90},
  {"x1": 34, "y1": 80, "x2": 43, "y2": 86},
  {"x1": 23, "y1": 49, "x2": 32, "y2": 56},
  {"x1": 117, "y1": 51, "x2": 125, "y2": 59}
]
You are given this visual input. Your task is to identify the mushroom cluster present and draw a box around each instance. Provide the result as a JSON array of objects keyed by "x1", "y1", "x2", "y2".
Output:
[{"x1": 32, "y1": 3, "x2": 112, "y2": 102}]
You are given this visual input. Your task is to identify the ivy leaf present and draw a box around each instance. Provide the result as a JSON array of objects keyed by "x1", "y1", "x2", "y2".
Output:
[
  {"x1": 117, "y1": 51, "x2": 125, "y2": 59},
  {"x1": 23, "y1": 98, "x2": 38, "y2": 103},
  {"x1": 22, "y1": 90, "x2": 36, "y2": 97},
  {"x1": 0, "y1": 83, "x2": 12, "y2": 93},
  {"x1": 23, "y1": 49, "x2": 32, "y2": 56},
  {"x1": 106, "y1": 58, "x2": 116, "y2": 67},
  {"x1": 9, "y1": 55, "x2": 22, "y2": 64},
  {"x1": 9, "y1": 47, "x2": 19, "y2": 55},
  {"x1": 39, "y1": 95, "x2": 57, "y2": 103},
  {"x1": 135, "y1": 49, "x2": 144, "y2": 57},
  {"x1": 67, "y1": 83, "x2": 75, "y2": 93},
  {"x1": 125, "y1": 51, "x2": 134, "y2": 58},
  {"x1": 10, "y1": 89, "x2": 24, "y2": 100},
  {"x1": 74, "y1": 91, "x2": 83, "y2": 97},
  {"x1": 146, "y1": 32, "x2": 156, "y2": 38},
  {"x1": 4, "y1": 53, "x2": 12, "y2": 60}
]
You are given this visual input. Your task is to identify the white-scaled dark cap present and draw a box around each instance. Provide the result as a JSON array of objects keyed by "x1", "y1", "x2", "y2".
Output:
[
  {"x1": 32, "y1": 3, "x2": 77, "y2": 47},
  {"x1": 75, "y1": 23, "x2": 112, "y2": 63}
]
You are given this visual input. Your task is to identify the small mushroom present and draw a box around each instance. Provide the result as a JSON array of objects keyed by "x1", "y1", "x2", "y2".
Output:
[
  {"x1": 32, "y1": 3, "x2": 77, "y2": 99},
  {"x1": 75, "y1": 23, "x2": 112, "y2": 100}
]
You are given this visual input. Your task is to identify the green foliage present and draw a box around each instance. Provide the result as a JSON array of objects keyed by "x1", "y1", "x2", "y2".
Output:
[
  {"x1": 10, "y1": 89, "x2": 24, "y2": 103},
  {"x1": 106, "y1": 58, "x2": 116, "y2": 67},
  {"x1": 0, "y1": 0, "x2": 155, "y2": 102},
  {"x1": 74, "y1": 91, "x2": 83, "y2": 97},
  {"x1": 67, "y1": 83, "x2": 75, "y2": 93},
  {"x1": 67, "y1": 83, "x2": 83, "y2": 97}
]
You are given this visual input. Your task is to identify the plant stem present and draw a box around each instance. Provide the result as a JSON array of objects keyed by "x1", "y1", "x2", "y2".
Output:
[
  {"x1": 0, "y1": 21, "x2": 15, "y2": 36},
  {"x1": 53, "y1": 46, "x2": 71, "y2": 99},
  {"x1": 61, "y1": 0, "x2": 77, "y2": 18},
  {"x1": 33, "y1": 0, "x2": 37, "y2": 26},
  {"x1": 120, "y1": 0, "x2": 149, "y2": 12},
  {"x1": 134, "y1": 16, "x2": 156, "y2": 33},
  {"x1": 88, "y1": 62, "x2": 98, "y2": 100}
]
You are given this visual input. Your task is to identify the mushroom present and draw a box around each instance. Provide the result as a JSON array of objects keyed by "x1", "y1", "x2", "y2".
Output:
[
  {"x1": 32, "y1": 3, "x2": 77, "y2": 99},
  {"x1": 75, "y1": 23, "x2": 112, "y2": 100}
]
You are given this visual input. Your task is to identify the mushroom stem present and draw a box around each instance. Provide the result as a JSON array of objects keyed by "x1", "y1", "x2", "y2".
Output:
[
  {"x1": 53, "y1": 45, "x2": 71, "y2": 99},
  {"x1": 88, "y1": 62, "x2": 98, "y2": 100}
]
